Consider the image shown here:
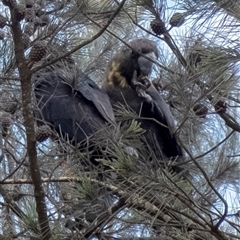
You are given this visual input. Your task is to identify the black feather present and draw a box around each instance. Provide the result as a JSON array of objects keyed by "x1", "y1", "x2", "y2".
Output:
[
  {"x1": 104, "y1": 39, "x2": 183, "y2": 171},
  {"x1": 33, "y1": 70, "x2": 113, "y2": 144},
  {"x1": 103, "y1": 85, "x2": 182, "y2": 160}
]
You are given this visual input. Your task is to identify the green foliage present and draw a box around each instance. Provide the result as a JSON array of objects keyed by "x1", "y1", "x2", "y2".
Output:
[
  {"x1": 21, "y1": 202, "x2": 40, "y2": 234},
  {"x1": 1, "y1": 0, "x2": 240, "y2": 239}
]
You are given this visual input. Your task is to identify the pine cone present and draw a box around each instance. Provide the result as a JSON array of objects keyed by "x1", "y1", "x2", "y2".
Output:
[
  {"x1": 25, "y1": 0, "x2": 34, "y2": 8},
  {"x1": 150, "y1": 18, "x2": 166, "y2": 35},
  {"x1": 193, "y1": 104, "x2": 208, "y2": 118},
  {"x1": 22, "y1": 34, "x2": 31, "y2": 50},
  {"x1": 0, "y1": 31, "x2": 5, "y2": 40},
  {"x1": 24, "y1": 22, "x2": 35, "y2": 36},
  {"x1": 0, "y1": 15, "x2": 7, "y2": 29},
  {"x1": 214, "y1": 100, "x2": 227, "y2": 114},
  {"x1": 0, "y1": 111, "x2": 12, "y2": 137},
  {"x1": 36, "y1": 125, "x2": 52, "y2": 142},
  {"x1": 25, "y1": 7, "x2": 36, "y2": 22},
  {"x1": 13, "y1": 4, "x2": 25, "y2": 22},
  {"x1": 29, "y1": 41, "x2": 47, "y2": 61},
  {"x1": 169, "y1": 12, "x2": 185, "y2": 27},
  {"x1": 1, "y1": 114, "x2": 12, "y2": 127}
]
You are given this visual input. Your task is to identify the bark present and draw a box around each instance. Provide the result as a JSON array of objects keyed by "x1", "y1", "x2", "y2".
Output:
[{"x1": 9, "y1": 9, "x2": 51, "y2": 240}]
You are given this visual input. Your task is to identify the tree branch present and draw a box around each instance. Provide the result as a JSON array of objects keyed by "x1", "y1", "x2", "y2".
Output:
[
  {"x1": 9, "y1": 9, "x2": 51, "y2": 240},
  {"x1": 31, "y1": 0, "x2": 127, "y2": 74}
]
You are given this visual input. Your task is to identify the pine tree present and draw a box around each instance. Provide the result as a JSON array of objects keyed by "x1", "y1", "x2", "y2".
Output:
[{"x1": 0, "y1": 0, "x2": 240, "y2": 239}]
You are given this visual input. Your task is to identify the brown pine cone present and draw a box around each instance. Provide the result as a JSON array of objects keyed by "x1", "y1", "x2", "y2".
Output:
[
  {"x1": 36, "y1": 125, "x2": 52, "y2": 142},
  {"x1": 25, "y1": 0, "x2": 34, "y2": 8},
  {"x1": 150, "y1": 18, "x2": 166, "y2": 35},
  {"x1": 214, "y1": 100, "x2": 227, "y2": 114},
  {"x1": 22, "y1": 34, "x2": 31, "y2": 50},
  {"x1": 193, "y1": 104, "x2": 208, "y2": 118},
  {"x1": 1, "y1": 115, "x2": 12, "y2": 127},
  {"x1": 0, "y1": 15, "x2": 7, "y2": 29},
  {"x1": 169, "y1": 12, "x2": 185, "y2": 27},
  {"x1": 0, "y1": 111, "x2": 12, "y2": 137},
  {"x1": 25, "y1": 7, "x2": 36, "y2": 22},
  {"x1": 24, "y1": 22, "x2": 36, "y2": 36},
  {"x1": 29, "y1": 41, "x2": 47, "y2": 61}
]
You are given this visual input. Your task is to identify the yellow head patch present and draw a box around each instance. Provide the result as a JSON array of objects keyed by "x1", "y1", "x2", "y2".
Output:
[{"x1": 106, "y1": 60, "x2": 130, "y2": 89}]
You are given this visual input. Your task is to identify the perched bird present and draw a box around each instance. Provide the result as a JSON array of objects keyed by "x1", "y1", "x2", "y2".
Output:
[
  {"x1": 106, "y1": 39, "x2": 158, "y2": 89},
  {"x1": 103, "y1": 38, "x2": 183, "y2": 169},
  {"x1": 33, "y1": 59, "x2": 115, "y2": 148},
  {"x1": 33, "y1": 60, "x2": 119, "y2": 227}
]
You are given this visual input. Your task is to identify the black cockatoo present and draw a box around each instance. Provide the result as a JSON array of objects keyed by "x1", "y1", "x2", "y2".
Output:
[
  {"x1": 33, "y1": 60, "x2": 120, "y2": 225},
  {"x1": 106, "y1": 39, "x2": 159, "y2": 97},
  {"x1": 102, "y1": 38, "x2": 183, "y2": 169},
  {"x1": 33, "y1": 59, "x2": 116, "y2": 165},
  {"x1": 33, "y1": 57, "x2": 139, "y2": 164}
]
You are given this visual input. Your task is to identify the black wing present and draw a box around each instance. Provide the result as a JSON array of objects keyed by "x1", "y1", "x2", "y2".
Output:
[
  {"x1": 144, "y1": 84, "x2": 183, "y2": 158},
  {"x1": 146, "y1": 84, "x2": 175, "y2": 132},
  {"x1": 103, "y1": 84, "x2": 183, "y2": 159},
  {"x1": 75, "y1": 74, "x2": 115, "y2": 123},
  {"x1": 34, "y1": 70, "x2": 114, "y2": 143}
]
